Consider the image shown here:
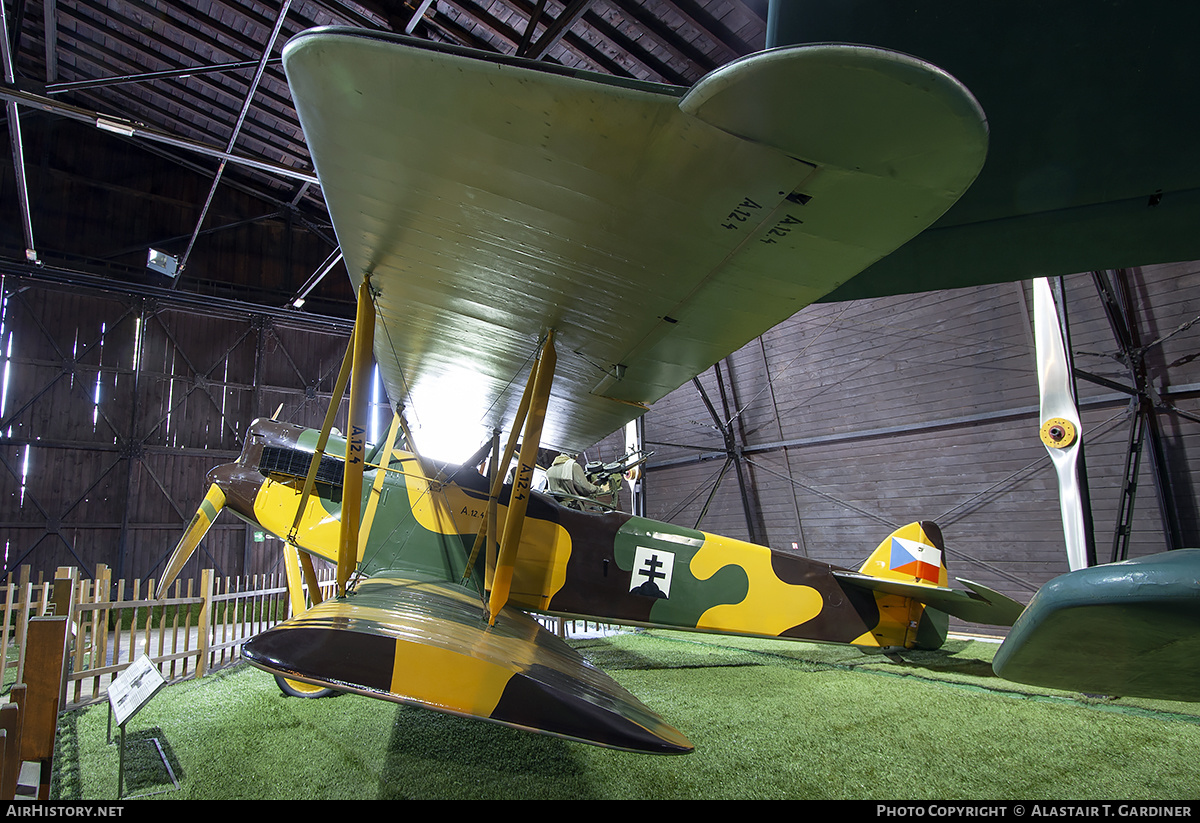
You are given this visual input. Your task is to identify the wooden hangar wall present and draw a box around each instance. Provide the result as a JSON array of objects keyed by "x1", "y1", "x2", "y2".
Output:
[
  {"x1": 0, "y1": 274, "x2": 356, "y2": 585},
  {"x1": 0, "y1": 117, "x2": 357, "y2": 586},
  {"x1": 4, "y1": 102, "x2": 1199, "y2": 620},
  {"x1": 632, "y1": 263, "x2": 1200, "y2": 616}
]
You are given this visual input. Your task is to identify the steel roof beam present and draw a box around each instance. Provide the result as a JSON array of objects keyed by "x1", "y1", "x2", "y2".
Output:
[
  {"x1": 405, "y1": 0, "x2": 437, "y2": 35},
  {"x1": 45, "y1": 57, "x2": 283, "y2": 95},
  {"x1": 177, "y1": 0, "x2": 294, "y2": 281},
  {"x1": 35, "y1": 14, "x2": 300, "y2": 155},
  {"x1": 606, "y1": 0, "x2": 721, "y2": 77},
  {"x1": 671, "y1": 0, "x2": 760, "y2": 59},
  {"x1": 580, "y1": 6, "x2": 690, "y2": 85},
  {"x1": 524, "y1": 0, "x2": 594, "y2": 61},
  {"x1": 0, "y1": 0, "x2": 37, "y2": 263},
  {"x1": 42, "y1": 0, "x2": 57, "y2": 82},
  {"x1": 0, "y1": 81, "x2": 318, "y2": 184}
]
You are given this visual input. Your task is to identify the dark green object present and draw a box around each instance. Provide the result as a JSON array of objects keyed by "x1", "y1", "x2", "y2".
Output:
[
  {"x1": 767, "y1": 1, "x2": 1200, "y2": 300},
  {"x1": 992, "y1": 550, "x2": 1200, "y2": 701}
]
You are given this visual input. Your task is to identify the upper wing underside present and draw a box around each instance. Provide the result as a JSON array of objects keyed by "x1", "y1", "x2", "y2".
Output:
[{"x1": 283, "y1": 28, "x2": 988, "y2": 454}]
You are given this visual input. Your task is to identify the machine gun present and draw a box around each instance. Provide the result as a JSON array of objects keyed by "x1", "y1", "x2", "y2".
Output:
[
  {"x1": 584, "y1": 449, "x2": 653, "y2": 487},
  {"x1": 584, "y1": 449, "x2": 654, "y2": 509},
  {"x1": 546, "y1": 450, "x2": 654, "y2": 512}
]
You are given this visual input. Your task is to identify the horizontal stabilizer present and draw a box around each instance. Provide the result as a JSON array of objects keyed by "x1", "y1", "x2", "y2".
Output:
[
  {"x1": 833, "y1": 570, "x2": 1025, "y2": 627},
  {"x1": 992, "y1": 550, "x2": 1200, "y2": 701},
  {"x1": 242, "y1": 571, "x2": 693, "y2": 754}
]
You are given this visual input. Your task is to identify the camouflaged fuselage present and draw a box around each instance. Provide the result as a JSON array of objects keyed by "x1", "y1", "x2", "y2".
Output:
[{"x1": 222, "y1": 418, "x2": 943, "y2": 651}]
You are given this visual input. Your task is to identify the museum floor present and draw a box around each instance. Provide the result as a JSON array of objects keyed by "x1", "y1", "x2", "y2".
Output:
[{"x1": 50, "y1": 630, "x2": 1200, "y2": 801}]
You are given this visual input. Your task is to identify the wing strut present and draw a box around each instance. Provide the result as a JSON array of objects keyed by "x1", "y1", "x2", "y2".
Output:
[
  {"x1": 357, "y1": 410, "x2": 402, "y2": 563},
  {"x1": 288, "y1": 317, "x2": 355, "y2": 545},
  {"x1": 297, "y1": 550, "x2": 325, "y2": 606},
  {"x1": 282, "y1": 543, "x2": 310, "y2": 616},
  {"x1": 488, "y1": 331, "x2": 556, "y2": 625},
  {"x1": 485, "y1": 428, "x2": 500, "y2": 586},
  {"x1": 338, "y1": 274, "x2": 376, "y2": 596},
  {"x1": 463, "y1": 379, "x2": 536, "y2": 587}
]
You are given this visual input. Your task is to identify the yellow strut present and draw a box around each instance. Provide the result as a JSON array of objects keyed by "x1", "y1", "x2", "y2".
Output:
[
  {"x1": 463, "y1": 372, "x2": 536, "y2": 586},
  {"x1": 338, "y1": 275, "x2": 376, "y2": 597},
  {"x1": 488, "y1": 331, "x2": 556, "y2": 625},
  {"x1": 289, "y1": 324, "x2": 355, "y2": 544},
  {"x1": 298, "y1": 550, "x2": 324, "y2": 606},
  {"x1": 282, "y1": 543, "x2": 308, "y2": 617}
]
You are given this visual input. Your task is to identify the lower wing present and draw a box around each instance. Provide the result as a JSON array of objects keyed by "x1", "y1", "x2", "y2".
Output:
[
  {"x1": 242, "y1": 570, "x2": 693, "y2": 754},
  {"x1": 991, "y1": 550, "x2": 1200, "y2": 702}
]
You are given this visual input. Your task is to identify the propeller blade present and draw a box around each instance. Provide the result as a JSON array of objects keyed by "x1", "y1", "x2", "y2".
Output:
[
  {"x1": 157, "y1": 482, "x2": 226, "y2": 598},
  {"x1": 1032, "y1": 278, "x2": 1090, "y2": 571}
]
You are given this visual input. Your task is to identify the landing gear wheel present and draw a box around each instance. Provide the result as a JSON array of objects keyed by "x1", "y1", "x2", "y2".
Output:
[{"x1": 274, "y1": 674, "x2": 334, "y2": 698}]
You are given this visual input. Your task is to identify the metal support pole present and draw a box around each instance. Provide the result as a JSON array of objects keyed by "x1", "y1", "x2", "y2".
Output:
[
  {"x1": 1092, "y1": 269, "x2": 1186, "y2": 551},
  {"x1": 693, "y1": 365, "x2": 760, "y2": 544},
  {"x1": 632, "y1": 415, "x2": 647, "y2": 517},
  {"x1": 43, "y1": 0, "x2": 58, "y2": 84},
  {"x1": 1110, "y1": 398, "x2": 1145, "y2": 562},
  {"x1": 715, "y1": 359, "x2": 761, "y2": 544},
  {"x1": 0, "y1": 0, "x2": 37, "y2": 264},
  {"x1": 177, "y1": 0, "x2": 292, "y2": 280}
]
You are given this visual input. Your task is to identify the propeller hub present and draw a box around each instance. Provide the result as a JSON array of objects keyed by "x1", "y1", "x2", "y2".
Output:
[{"x1": 1040, "y1": 417, "x2": 1078, "y2": 449}]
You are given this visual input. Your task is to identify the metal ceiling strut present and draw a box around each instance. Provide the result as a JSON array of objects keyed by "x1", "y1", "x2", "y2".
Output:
[
  {"x1": 0, "y1": 0, "x2": 37, "y2": 264},
  {"x1": 44, "y1": 57, "x2": 284, "y2": 95},
  {"x1": 177, "y1": 0, "x2": 294, "y2": 282},
  {"x1": 1089, "y1": 269, "x2": 1189, "y2": 557},
  {"x1": 691, "y1": 360, "x2": 762, "y2": 544}
]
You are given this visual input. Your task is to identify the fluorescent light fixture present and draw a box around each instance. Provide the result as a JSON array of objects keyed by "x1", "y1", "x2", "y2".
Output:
[
  {"x1": 96, "y1": 117, "x2": 136, "y2": 137},
  {"x1": 147, "y1": 249, "x2": 179, "y2": 277}
]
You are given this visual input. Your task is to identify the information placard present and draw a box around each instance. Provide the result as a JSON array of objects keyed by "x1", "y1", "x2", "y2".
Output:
[{"x1": 109, "y1": 654, "x2": 166, "y2": 727}]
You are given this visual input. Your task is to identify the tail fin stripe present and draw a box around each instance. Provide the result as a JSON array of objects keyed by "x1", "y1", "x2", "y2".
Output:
[{"x1": 888, "y1": 537, "x2": 942, "y2": 583}]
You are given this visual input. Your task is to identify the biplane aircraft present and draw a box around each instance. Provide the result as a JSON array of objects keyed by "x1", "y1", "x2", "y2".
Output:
[
  {"x1": 153, "y1": 25, "x2": 1023, "y2": 754},
  {"x1": 156, "y1": 7, "x2": 1200, "y2": 755}
]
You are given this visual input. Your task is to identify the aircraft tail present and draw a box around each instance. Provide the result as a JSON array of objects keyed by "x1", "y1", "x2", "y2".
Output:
[
  {"x1": 858, "y1": 521, "x2": 949, "y2": 587},
  {"x1": 833, "y1": 521, "x2": 1025, "y2": 649},
  {"x1": 856, "y1": 521, "x2": 949, "y2": 648}
]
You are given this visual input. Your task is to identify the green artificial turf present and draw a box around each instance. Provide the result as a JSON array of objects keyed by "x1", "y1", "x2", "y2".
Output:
[{"x1": 49, "y1": 631, "x2": 1200, "y2": 800}]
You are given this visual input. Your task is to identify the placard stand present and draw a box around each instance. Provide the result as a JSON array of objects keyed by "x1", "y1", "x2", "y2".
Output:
[{"x1": 107, "y1": 655, "x2": 176, "y2": 799}]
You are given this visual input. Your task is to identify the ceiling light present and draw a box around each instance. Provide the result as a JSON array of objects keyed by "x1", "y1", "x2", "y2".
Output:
[{"x1": 147, "y1": 249, "x2": 179, "y2": 277}]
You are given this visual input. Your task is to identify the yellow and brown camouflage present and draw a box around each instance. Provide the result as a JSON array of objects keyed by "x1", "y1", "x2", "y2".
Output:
[{"x1": 170, "y1": 418, "x2": 1020, "y2": 753}]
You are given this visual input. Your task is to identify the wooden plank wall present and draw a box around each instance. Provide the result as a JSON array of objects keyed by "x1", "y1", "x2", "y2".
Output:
[
  {"x1": 3, "y1": 258, "x2": 1199, "y2": 616},
  {"x1": 640, "y1": 263, "x2": 1200, "y2": 610},
  {"x1": 0, "y1": 275, "x2": 354, "y2": 586}
]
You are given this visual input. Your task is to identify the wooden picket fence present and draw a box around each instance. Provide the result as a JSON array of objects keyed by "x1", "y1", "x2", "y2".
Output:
[
  {"x1": 1, "y1": 564, "x2": 337, "y2": 710},
  {"x1": 0, "y1": 565, "x2": 626, "y2": 716}
]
